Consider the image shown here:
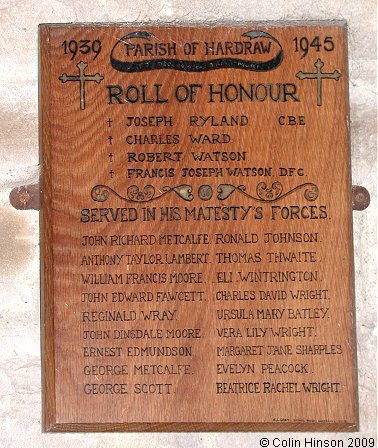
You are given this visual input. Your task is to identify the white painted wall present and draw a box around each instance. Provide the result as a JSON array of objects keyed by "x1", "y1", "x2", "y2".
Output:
[{"x1": 0, "y1": 1, "x2": 376, "y2": 446}]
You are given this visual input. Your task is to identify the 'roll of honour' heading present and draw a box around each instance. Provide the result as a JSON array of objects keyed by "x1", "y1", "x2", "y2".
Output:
[{"x1": 107, "y1": 83, "x2": 299, "y2": 104}]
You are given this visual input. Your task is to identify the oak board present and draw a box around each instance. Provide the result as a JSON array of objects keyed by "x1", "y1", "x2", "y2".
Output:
[{"x1": 39, "y1": 22, "x2": 358, "y2": 432}]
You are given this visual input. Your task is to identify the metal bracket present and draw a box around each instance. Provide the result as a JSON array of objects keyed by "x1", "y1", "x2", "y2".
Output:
[
  {"x1": 9, "y1": 183, "x2": 370, "y2": 212},
  {"x1": 351, "y1": 185, "x2": 371, "y2": 211},
  {"x1": 9, "y1": 184, "x2": 41, "y2": 210}
]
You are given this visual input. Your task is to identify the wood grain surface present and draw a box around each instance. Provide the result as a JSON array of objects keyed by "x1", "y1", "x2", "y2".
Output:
[{"x1": 39, "y1": 22, "x2": 358, "y2": 432}]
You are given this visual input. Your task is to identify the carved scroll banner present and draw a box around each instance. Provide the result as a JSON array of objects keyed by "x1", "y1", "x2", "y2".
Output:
[{"x1": 39, "y1": 23, "x2": 358, "y2": 431}]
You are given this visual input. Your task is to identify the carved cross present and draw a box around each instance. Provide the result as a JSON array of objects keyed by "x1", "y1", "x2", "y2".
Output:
[
  {"x1": 59, "y1": 61, "x2": 104, "y2": 110},
  {"x1": 296, "y1": 58, "x2": 341, "y2": 106}
]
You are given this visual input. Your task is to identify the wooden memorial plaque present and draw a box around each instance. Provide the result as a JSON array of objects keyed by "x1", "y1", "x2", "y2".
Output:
[{"x1": 40, "y1": 22, "x2": 358, "y2": 432}]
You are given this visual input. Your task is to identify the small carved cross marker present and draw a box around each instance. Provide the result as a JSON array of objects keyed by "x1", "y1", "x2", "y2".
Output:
[
  {"x1": 296, "y1": 58, "x2": 341, "y2": 106},
  {"x1": 59, "y1": 61, "x2": 104, "y2": 110}
]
